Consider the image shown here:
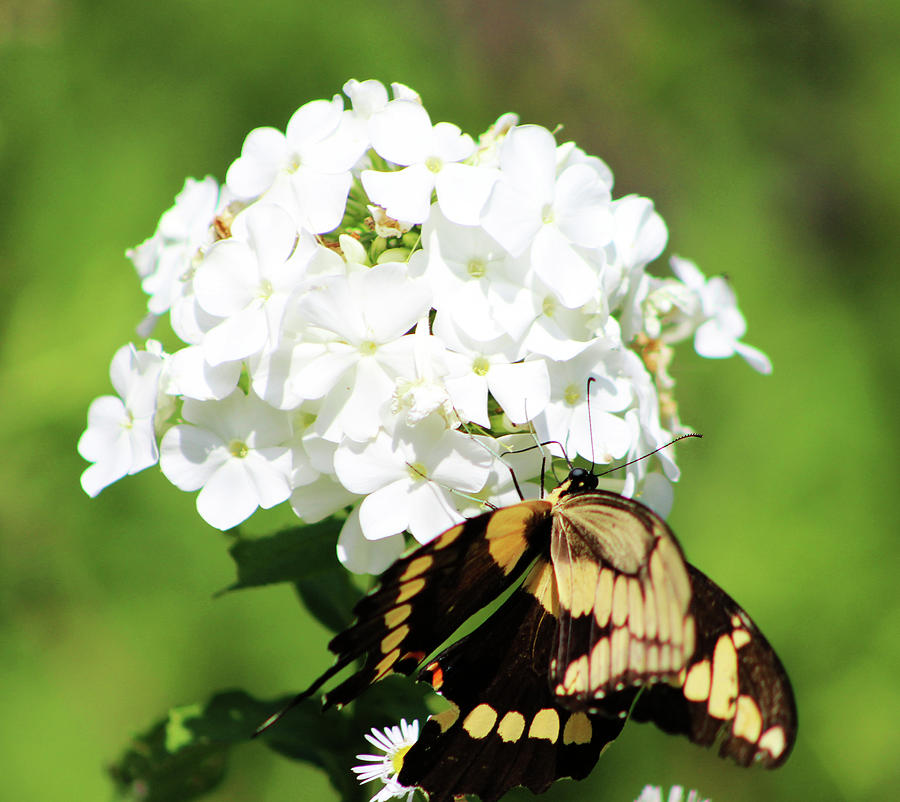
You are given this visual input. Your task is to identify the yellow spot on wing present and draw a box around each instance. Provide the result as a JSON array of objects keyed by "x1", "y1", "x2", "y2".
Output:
[
  {"x1": 380, "y1": 625, "x2": 408, "y2": 654},
  {"x1": 434, "y1": 526, "x2": 462, "y2": 550},
  {"x1": 497, "y1": 711, "x2": 526, "y2": 742},
  {"x1": 733, "y1": 694, "x2": 763, "y2": 742},
  {"x1": 563, "y1": 655, "x2": 590, "y2": 694},
  {"x1": 486, "y1": 504, "x2": 543, "y2": 575},
  {"x1": 646, "y1": 644, "x2": 659, "y2": 674},
  {"x1": 628, "y1": 578, "x2": 644, "y2": 638},
  {"x1": 524, "y1": 560, "x2": 558, "y2": 615},
  {"x1": 708, "y1": 634, "x2": 739, "y2": 719},
  {"x1": 650, "y1": 551, "x2": 670, "y2": 643},
  {"x1": 528, "y1": 708, "x2": 560, "y2": 742},
  {"x1": 643, "y1": 585, "x2": 658, "y2": 640},
  {"x1": 384, "y1": 604, "x2": 411, "y2": 629},
  {"x1": 590, "y1": 637, "x2": 610, "y2": 688},
  {"x1": 610, "y1": 626, "x2": 629, "y2": 679},
  {"x1": 612, "y1": 575, "x2": 629, "y2": 627},
  {"x1": 758, "y1": 726, "x2": 787, "y2": 759},
  {"x1": 561, "y1": 560, "x2": 600, "y2": 617},
  {"x1": 396, "y1": 578, "x2": 425, "y2": 604},
  {"x1": 731, "y1": 628, "x2": 751, "y2": 649},
  {"x1": 432, "y1": 704, "x2": 459, "y2": 732},
  {"x1": 629, "y1": 638, "x2": 646, "y2": 676},
  {"x1": 563, "y1": 712, "x2": 593, "y2": 745},
  {"x1": 683, "y1": 660, "x2": 711, "y2": 702},
  {"x1": 594, "y1": 569, "x2": 614, "y2": 628},
  {"x1": 399, "y1": 555, "x2": 432, "y2": 581},
  {"x1": 463, "y1": 704, "x2": 498, "y2": 739},
  {"x1": 374, "y1": 649, "x2": 399, "y2": 679}
]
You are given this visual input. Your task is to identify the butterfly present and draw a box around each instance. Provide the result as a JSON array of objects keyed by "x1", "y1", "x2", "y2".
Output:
[{"x1": 278, "y1": 465, "x2": 797, "y2": 802}]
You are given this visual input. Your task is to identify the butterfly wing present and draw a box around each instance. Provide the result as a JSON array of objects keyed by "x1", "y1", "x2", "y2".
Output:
[
  {"x1": 399, "y1": 558, "x2": 634, "y2": 802},
  {"x1": 548, "y1": 490, "x2": 696, "y2": 708},
  {"x1": 630, "y1": 563, "x2": 797, "y2": 767},
  {"x1": 314, "y1": 500, "x2": 552, "y2": 708}
]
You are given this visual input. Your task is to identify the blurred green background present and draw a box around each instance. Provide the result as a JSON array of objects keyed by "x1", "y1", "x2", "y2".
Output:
[{"x1": 2, "y1": 0, "x2": 898, "y2": 800}]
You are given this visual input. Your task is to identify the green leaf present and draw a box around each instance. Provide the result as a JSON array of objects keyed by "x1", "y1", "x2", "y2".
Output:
[
  {"x1": 108, "y1": 690, "x2": 267, "y2": 801},
  {"x1": 223, "y1": 517, "x2": 344, "y2": 592},
  {"x1": 109, "y1": 681, "x2": 434, "y2": 801},
  {"x1": 293, "y1": 568, "x2": 362, "y2": 632}
]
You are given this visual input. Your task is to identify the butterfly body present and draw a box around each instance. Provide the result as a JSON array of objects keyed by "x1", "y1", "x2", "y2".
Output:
[{"x1": 300, "y1": 469, "x2": 796, "y2": 801}]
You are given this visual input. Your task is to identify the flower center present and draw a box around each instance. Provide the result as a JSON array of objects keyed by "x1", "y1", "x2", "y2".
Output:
[
  {"x1": 407, "y1": 461, "x2": 428, "y2": 482},
  {"x1": 425, "y1": 155, "x2": 443, "y2": 173},
  {"x1": 563, "y1": 383, "x2": 581, "y2": 406},
  {"x1": 258, "y1": 278, "x2": 274, "y2": 300},
  {"x1": 229, "y1": 439, "x2": 249, "y2": 458},
  {"x1": 541, "y1": 203, "x2": 555, "y2": 224},
  {"x1": 472, "y1": 356, "x2": 490, "y2": 376},
  {"x1": 467, "y1": 258, "x2": 486, "y2": 279},
  {"x1": 359, "y1": 340, "x2": 378, "y2": 356},
  {"x1": 542, "y1": 295, "x2": 557, "y2": 317},
  {"x1": 392, "y1": 744, "x2": 413, "y2": 774}
]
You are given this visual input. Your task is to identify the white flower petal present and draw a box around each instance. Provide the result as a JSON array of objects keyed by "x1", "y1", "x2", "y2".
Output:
[
  {"x1": 369, "y1": 100, "x2": 434, "y2": 165},
  {"x1": 531, "y1": 225, "x2": 598, "y2": 308},
  {"x1": 434, "y1": 163, "x2": 498, "y2": 226},
  {"x1": 159, "y1": 425, "x2": 227, "y2": 491},
  {"x1": 359, "y1": 479, "x2": 413, "y2": 540},
  {"x1": 196, "y1": 458, "x2": 261, "y2": 530},
  {"x1": 202, "y1": 302, "x2": 268, "y2": 365},
  {"x1": 362, "y1": 165, "x2": 435, "y2": 224},
  {"x1": 488, "y1": 359, "x2": 550, "y2": 424},
  {"x1": 338, "y1": 508, "x2": 407, "y2": 574},
  {"x1": 194, "y1": 239, "x2": 259, "y2": 318},
  {"x1": 291, "y1": 476, "x2": 358, "y2": 523},
  {"x1": 735, "y1": 341, "x2": 773, "y2": 374},
  {"x1": 407, "y1": 482, "x2": 463, "y2": 544}
]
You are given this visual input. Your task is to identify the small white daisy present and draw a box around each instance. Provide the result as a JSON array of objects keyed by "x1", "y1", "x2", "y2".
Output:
[
  {"x1": 352, "y1": 719, "x2": 420, "y2": 802},
  {"x1": 635, "y1": 785, "x2": 710, "y2": 802}
]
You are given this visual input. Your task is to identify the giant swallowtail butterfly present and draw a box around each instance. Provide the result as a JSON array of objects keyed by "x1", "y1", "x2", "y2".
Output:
[{"x1": 280, "y1": 466, "x2": 796, "y2": 802}]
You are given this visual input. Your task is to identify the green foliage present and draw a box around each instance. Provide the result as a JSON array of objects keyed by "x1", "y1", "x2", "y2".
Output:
[{"x1": 109, "y1": 516, "x2": 428, "y2": 800}]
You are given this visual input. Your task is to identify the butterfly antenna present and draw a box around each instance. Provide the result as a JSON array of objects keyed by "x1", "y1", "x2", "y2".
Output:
[
  {"x1": 594, "y1": 433, "x2": 703, "y2": 479},
  {"x1": 586, "y1": 376, "x2": 597, "y2": 472}
]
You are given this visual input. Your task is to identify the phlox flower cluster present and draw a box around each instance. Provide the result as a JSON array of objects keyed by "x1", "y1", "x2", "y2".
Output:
[{"x1": 78, "y1": 79, "x2": 771, "y2": 573}]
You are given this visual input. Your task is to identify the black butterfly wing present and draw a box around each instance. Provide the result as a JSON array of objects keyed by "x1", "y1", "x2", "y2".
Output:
[
  {"x1": 630, "y1": 563, "x2": 797, "y2": 767},
  {"x1": 399, "y1": 559, "x2": 634, "y2": 802},
  {"x1": 548, "y1": 490, "x2": 696, "y2": 708},
  {"x1": 314, "y1": 500, "x2": 552, "y2": 708}
]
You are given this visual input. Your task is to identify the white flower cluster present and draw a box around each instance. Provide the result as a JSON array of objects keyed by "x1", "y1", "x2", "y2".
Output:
[
  {"x1": 635, "y1": 784, "x2": 710, "y2": 802},
  {"x1": 78, "y1": 79, "x2": 771, "y2": 573}
]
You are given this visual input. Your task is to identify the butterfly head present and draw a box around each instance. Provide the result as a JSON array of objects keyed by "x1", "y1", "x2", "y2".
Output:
[{"x1": 559, "y1": 467, "x2": 599, "y2": 497}]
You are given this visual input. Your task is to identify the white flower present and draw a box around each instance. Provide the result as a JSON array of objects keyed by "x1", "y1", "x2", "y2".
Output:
[
  {"x1": 127, "y1": 176, "x2": 224, "y2": 316},
  {"x1": 481, "y1": 124, "x2": 613, "y2": 308},
  {"x1": 159, "y1": 390, "x2": 292, "y2": 530},
  {"x1": 635, "y1": 784, "x2": 709, "y2": 802},
  {"x1": 289, "y1": 262, "x2": 432, "y2": 442},
  {"x1": 419, "y1": 207, "x2": 527, "y2": 343},
  {"x1": 82, "y1": 79, "x2": 773, "y2": 567},
  {"x1": 192, "y1": 203, "x2": 313, "y2": 366},
  {"x1": 534, "y1": 340, "x2": 634, "y2": 464},
  {"x1": 670, "y1": 256, "x2": 772, "y2": 373},
  {"x1": 78, "y1": 342, "x2": 169, "y2": 496},
  {"x1": 438, "y1": 323, "x2": 550, "y2": 428},
  {"x1": 226, "y1": 95, "x2": 365, "y2": 233},
  {"x1": 334, "y1": 417, "x2": 491, "y2": 544},
  {"x1": 351, "y1": 719, "x2": 419, "y2": 802},
  {"x1": 362, "y1": 100, "x2": 498, "y2": 225}
]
